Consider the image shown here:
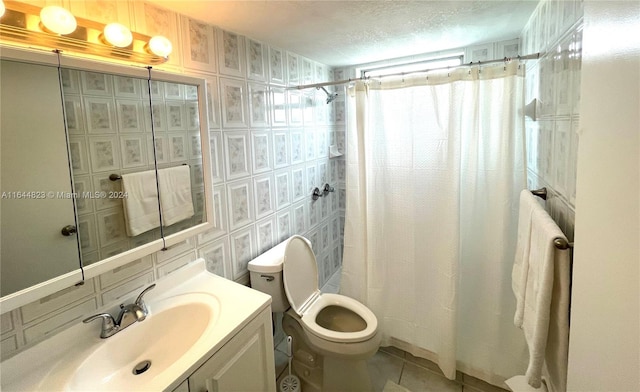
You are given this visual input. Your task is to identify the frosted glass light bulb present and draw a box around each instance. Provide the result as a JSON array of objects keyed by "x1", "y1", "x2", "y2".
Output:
[
  {"x1": 40, "y1": 6, "x2": 77, "y2": 35},
  {"x1": 148, "y1": 35, "x2": 172, "y2": 57},
  {"x1": 103, "y1": 23, "x2": 133, "y2": 48}
]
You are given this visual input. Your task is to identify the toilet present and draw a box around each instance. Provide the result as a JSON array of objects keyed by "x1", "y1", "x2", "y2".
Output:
[{"x1": 248, "y1": 235, "x2": 380, "y2": 392}]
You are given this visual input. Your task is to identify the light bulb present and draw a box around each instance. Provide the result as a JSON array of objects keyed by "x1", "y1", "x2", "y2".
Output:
[
  {"x1": 40, "y1": 6, "x2": 77, "y2": 35},
  {"x1": 0, "y1": 1, "x2": 6, "y2": 18},
  {"x1": 103, "y1": 23, "x2": 133, "y2": 48},
  {"x1": 147, "y1": 35, "x2": 172, "y2": 58}
]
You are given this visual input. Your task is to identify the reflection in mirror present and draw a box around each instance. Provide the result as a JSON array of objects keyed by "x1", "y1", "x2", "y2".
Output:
[
  {"x1": 0, "y1": 60, "x2": 82, "y2": 296},
  {"x1": 61, "y1": 69, "x2": 162, "y2": 266},
  {"x1": 151, "y1": 80, "x2": 205, "y2": 237},
  {"x1": 62, "y1": 71, "x2": 207, "y2": 265}
]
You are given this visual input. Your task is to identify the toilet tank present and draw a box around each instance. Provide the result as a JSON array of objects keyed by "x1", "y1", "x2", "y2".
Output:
[{"x1": 248, "y1": 241, "x2": 289, "y2": 312}]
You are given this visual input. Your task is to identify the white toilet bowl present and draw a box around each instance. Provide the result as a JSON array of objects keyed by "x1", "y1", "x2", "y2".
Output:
[{"x1": 248, "y1": 235, "x2": 380, "y2": 392}]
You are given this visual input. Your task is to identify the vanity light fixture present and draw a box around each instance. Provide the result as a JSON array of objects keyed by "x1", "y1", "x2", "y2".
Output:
[
  {"x1": 147, "y1": 35, "x2": 172, "y2": 58},
  {"x1": 102, "y1": 22, "x2": 133, "y2": 48},
  {"x1": 0, "y1": 2, "x2": 170, "y2": 65},
  {"x1": 39, "y1": 6, "x2": 77, "y2": 35}
]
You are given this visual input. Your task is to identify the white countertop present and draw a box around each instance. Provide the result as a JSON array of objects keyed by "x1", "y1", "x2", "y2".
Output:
[{"x1": 0, "y1": 259, "x2": 272, "y2": 391}]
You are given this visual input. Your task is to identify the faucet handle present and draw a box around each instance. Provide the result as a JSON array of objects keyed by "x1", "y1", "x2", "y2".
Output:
[
  {"x1": 134, "y1": 283, "x2": 156, "y2": 311},
  {"x1": 83, "y1": 313, "x2": 118, "y2": 339},
  {"x1": 322, "y1": 183, "x2": 334, "y2": 196}
]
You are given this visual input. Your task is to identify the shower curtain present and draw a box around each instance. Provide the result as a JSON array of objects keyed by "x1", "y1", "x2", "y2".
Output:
[{"x1": 341, "y1": 61, "x2": 529, "y2": 384}]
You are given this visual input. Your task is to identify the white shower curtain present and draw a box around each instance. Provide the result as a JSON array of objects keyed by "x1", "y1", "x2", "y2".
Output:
[{"x1": 341, "y1": 61, "x2": 529, "y2": 384}]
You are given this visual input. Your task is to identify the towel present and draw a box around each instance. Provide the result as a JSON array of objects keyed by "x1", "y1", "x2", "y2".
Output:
[
  {"x1": 121, "y1": 170, "x2": 161, "y2": 236},
  {"x1": 521, "y1": 208, "x2": 571, "y2": 391},
  {"x1": 512, "y1": 189, "x2": 544, "y2": 327},
  {"x1": 506, "y1": 375, "x2": 548, "y2": 392},
  {"x1": 158, "y1": 165, "x2": 194, "y2": 227}
]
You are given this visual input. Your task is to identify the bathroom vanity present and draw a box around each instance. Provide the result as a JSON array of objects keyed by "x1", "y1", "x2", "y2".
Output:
[
  {"x1": 0, "y1": 259, "x2": 276, "y2": 391},
  {"x1": 185, "y1": 309, "x2": 274, "y2": 392}
]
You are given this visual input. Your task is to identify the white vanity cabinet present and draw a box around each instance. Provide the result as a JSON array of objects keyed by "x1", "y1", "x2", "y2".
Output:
[
  {"x1": 173, "y1": 380, "x2": 190, "y2": 392},
  {"x1": 186, "y1": 308, "x2": 276, "y2": 392}
]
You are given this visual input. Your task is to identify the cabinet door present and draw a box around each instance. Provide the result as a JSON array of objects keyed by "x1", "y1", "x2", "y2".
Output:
[
  {"x1": 172, "y1": 379, "x2": 189, "y2": 392},
  {"x1": 1, "y1": 60, "x2": 81, "y2": 296},
  {"x1": 189, "y1": 309, "x2": 276, "y2": 392}
]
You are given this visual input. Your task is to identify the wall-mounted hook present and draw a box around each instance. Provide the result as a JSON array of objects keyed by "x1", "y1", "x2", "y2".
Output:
[
  {"x1": 322, "y1": 183, "x2": 334, "y2": 196},
  {"x1": 312, "y1": 187, "x2": 322, "y2": 201}
]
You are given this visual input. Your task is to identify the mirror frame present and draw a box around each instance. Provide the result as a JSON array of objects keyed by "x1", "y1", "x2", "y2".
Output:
[{"x1": 0, "y1": 46, "x2": 214, "y2": 312}]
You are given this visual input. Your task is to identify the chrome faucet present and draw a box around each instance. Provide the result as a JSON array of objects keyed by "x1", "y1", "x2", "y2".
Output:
[{"x1": 83, "y1": 284, "x2": 156, "y2": 338}]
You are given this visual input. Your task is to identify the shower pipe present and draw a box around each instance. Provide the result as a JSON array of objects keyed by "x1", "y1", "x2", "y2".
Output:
[{"x1": 287, "y1": 52, "x2": 545, "y2": 91}]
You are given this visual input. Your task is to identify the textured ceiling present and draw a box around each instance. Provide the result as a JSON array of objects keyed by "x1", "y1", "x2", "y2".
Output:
[{"x1": 150, "y1": 0, "x2": 538, "y2": 67}]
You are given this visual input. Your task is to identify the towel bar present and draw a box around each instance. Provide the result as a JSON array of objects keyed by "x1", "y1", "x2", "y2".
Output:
[
  {"x1": 110, "y1": 164, "x2": 189, "y2": 181},
  {"x1": 528, "y1": 188, "x2": 573, "y2": 249},
  {"x1": 531, "y1": 187, "x2": 547, "y2": 200},
  {"x1": 554, "y1": 237, "x2": 574, "y2": 250}
]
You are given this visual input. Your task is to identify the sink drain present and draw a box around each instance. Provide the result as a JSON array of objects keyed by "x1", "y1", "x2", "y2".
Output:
[{"x1": 132, "y1": 360, "x2": 152, "y2": 375}]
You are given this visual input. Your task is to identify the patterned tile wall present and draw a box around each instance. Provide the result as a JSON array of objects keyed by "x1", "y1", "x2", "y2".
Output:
[
  {"x1": 1, "y1": 0, "x2": 345, "y2": 360},
  {"x1": 520, "y1": 0, "x2": 583, "y2": 241},
  {"x1": 62, "y1": 70, "x2": 205, "y2": 264}
]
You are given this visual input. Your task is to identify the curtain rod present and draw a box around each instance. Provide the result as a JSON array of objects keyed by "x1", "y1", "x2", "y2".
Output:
[{"x1": 287, "y1": 52, "x2": 544, "y2": 90}]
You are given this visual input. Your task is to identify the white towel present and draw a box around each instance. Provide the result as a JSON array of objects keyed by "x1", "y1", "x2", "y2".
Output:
[
  {"x1": 158, "y1": 165, "x2": 194, "y2": 227},
  {"x1": 506, "y1": 375, "x2": 548, "y2": 392},
  {"x1": 121, "y1": 170, "x2": 161, "y2": 236},
  {"x1": 512, "y1": 189, "x2": 544, "y2": 327},
  {"x1": 521, "y1": 209, "x2": 571, "y2": 391}
]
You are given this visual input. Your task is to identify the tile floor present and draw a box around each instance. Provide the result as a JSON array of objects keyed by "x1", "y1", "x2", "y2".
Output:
[
  {"x1": 368, "y1": 346, "x2": 509, "y2": 392},
  {"x1": 274, "y1": 269, "x2": 509, "y2": 392}
]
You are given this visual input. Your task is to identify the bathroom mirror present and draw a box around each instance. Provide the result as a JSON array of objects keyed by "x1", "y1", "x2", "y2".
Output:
[
  {"x1": 61, "y1": 69, "x2": 206, "y2": 266},
  {"x1": 61, "y1": 67, "x2": 163, "y2": 266},
  {"x1": 0, "y1": 47, "x2": 213, "y2": 312}
]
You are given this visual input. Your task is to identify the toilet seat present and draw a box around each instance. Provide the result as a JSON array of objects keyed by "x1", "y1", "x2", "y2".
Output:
[
  {"x1": 301, "y1": 293, "x2": 377, "y2": 343},
  {"x1": 283, "y1": 236, "x2": 377, "y2": 344}
]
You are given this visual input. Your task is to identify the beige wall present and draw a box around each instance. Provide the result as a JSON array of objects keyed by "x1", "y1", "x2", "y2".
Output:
[{"x1": 567, "y1": 1, "x2": 640, "y2": 390}]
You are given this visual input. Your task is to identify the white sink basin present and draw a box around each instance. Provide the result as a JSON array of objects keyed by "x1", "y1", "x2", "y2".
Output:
[
  {"x1": 0, "y1": 260, "x2": 272, "y2": 392},
  {"x1": 66, "y1": 293, "x2": 219, "y2": 391}
]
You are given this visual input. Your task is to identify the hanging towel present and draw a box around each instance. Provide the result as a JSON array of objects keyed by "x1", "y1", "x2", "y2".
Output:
[
  {"x1": 505, "y1": 375, "x2": 548, "y2": 392},
  {"x1": 521, "y1": 208, "x2": 571, "y2": 391},
  {"x1": 512, "y1": 189, "x2": 544, "y2": 328},
  {"x1": 158, "y1": 165, "x2": 194, "y2": 227},
  {"x1": 121, "y1": 170, "x2": 161, "y2": 236}
]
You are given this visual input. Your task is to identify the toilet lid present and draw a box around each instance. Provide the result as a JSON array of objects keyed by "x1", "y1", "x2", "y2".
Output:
[{"x1": 283, "y1": 235, "x2": 320, "y2": 316}]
